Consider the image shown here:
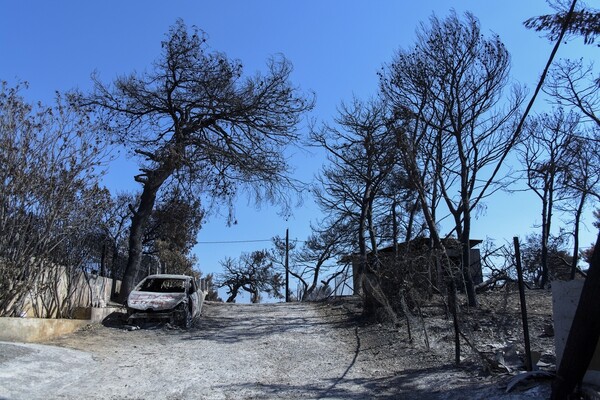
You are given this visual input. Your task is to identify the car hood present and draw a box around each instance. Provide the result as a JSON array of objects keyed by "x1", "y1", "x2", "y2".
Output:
[{"x1": 127, "y1": 291, "x2": 186, "y2": 311}]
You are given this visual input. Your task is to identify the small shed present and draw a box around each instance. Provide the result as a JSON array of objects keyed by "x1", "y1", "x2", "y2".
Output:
[{"x1": 350, "y1": 237, "x2": 483, "y2": 295}]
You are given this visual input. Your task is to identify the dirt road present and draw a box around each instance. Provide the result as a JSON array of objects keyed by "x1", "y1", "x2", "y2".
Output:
[{"x1": 0, "y1": 300, "x2": 550, "y2": 399}]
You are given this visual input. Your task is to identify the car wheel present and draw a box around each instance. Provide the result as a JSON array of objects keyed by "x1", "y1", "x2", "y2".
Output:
[
  {"x1": 176, "y1": 304, "x2": 192, "y2": 329},
  {"x1": 125, "y1": 308, "x2": 135, "y2": 325},
  {"x1": 185, "y1": 306, "x2": 193, "y2": 329}
]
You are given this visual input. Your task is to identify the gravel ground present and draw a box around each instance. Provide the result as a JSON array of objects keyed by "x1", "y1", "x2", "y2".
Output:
[{"x1": 0, "y1": 297, "x2": 557, "y2": 400}]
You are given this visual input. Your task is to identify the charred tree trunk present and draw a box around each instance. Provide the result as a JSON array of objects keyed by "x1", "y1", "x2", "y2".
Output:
[
  {"x1": 540, "y1": 185, "x2": 552, "y2": 288},
  {"x1": 118, "y1": 164, "x2": 174, "y2": 303},
  {"x1": 110, "y1": 241, "x2": 120, "y2": 301},
  {"x1": 459, "y1": 170, "x2": 477, "y2": 307},
  {"x1": 250, "y1": 288, "x2": 260, "y2": 304},
  {"x1": 570, "y1": 192, "x2": 586, "y2": 280},
  {"x1": 392, "y1": 199, "x2": 399, "y2": 257},
  {"x1": 226, "y1": 284, "x2": 242, "y2": 303},
  {"x1": 358, "y1": 187, "x2": 379, "y2": 314},
  {"x1": 448, "y1": 275, "x2": 461, "y2": 365},
  {"x1": 460, "y1": 221, "x2": 477, "y2": 308},
  {"x1": 405, "y1": 198, "x2": 420, "y2": 243},
  {"x1": 454, "y1": 213, "x2": 477, "y2": 307},
  {"x1": 100, "y1": 243, "x2": 107, "y2": 277}
]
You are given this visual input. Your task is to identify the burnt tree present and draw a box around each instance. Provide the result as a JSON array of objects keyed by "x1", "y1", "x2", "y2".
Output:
[
  {"x1": 80, "y1": 20, "x2": 313, "y2": 301},
  {"x1": 381, "y1": 11, "x2": 524, "y2": 307}
]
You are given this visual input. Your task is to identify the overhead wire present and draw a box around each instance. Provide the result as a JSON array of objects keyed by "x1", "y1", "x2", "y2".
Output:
[{"x1": 196, "y1": 239, "x2": 307, "y2": 244}]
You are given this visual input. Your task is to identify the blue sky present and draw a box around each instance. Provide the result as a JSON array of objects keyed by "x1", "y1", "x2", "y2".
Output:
[{"x1": 1, "y1": 1, "x2": 597, "y2": 300}]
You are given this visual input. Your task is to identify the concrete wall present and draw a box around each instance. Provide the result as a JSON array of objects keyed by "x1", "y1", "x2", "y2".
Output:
[
  {"x1": 552, "y1": 280, "x2": 600, "y2": 385},
  {"x1": 0, "y1": 305, "x2": 127, "y2": 343},
  {"x1": 1, "y1": 275, "x2": 207, "y2": 343},
  {"x1": 0, "y1": 317, "x2": 91, "y2": 343}
]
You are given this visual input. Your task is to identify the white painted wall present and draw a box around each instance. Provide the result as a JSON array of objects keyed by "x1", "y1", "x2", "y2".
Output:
[{"x1": 552, "y1": 280, "x2": 600, "y2": 385}]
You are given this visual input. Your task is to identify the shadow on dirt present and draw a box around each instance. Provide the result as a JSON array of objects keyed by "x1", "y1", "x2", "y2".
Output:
[
  {"x1": 101, "y1": 311, "x2": 127, "y2": 328},
  {"x1": 100, "y1": 311, "x2": 199, "y2": 333},
  {"x1": 205, "y1": 363, "x2": 523, "y2": 400}
]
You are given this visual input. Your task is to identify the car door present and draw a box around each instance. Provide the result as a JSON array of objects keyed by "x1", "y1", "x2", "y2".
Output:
[{"x1": 188, "y1": 278, "x2": 200, "y2": 317}]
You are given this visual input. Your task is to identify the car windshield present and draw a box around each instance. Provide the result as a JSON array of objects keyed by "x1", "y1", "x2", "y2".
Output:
[{"x1": 138, "y1": 278, "x2": 186, "y2": 293}]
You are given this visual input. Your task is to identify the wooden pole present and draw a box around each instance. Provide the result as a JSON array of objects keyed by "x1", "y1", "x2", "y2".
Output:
[
  {"x1": 285, "y1": 228, "x2": 289, "y2": 302},
  {"x1": 514, "y1": 236, "x2": 533, "y2": 371}
]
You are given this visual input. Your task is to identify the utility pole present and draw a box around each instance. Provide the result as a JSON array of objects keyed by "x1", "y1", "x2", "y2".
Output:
[{"x1": 285, "y1": 228, "x2": 289, "y2": 302}]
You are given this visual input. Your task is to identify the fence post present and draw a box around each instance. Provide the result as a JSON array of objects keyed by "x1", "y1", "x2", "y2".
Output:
[{"x1": 513, "y1": 236, "x2": 533, "y2": 371}]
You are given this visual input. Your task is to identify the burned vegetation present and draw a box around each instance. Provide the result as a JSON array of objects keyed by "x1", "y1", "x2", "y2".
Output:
[{"x1": 343, "y1": 235, "x2": 561, "y2": 375}]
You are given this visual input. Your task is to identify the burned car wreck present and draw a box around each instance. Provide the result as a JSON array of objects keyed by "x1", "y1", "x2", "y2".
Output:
[{"x1": 126, "y1": 274, "x2": 200, "y2": 328}]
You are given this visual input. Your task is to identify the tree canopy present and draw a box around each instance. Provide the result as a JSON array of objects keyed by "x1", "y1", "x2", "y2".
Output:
[
  {"x1": 524, "y1": 1, "x2": 600, "y2": 45},
  {"x1": 0, "y1": 82, "x2": 110, "y2": 317},
  {"x1": 79, "y1": 20, "x2": 314, "y2": 299},
  {"x1": 218, "y1": 250, "x2": 283, "y2": 303},
  {"x1": 380, "y1": 10, "x2": 524, "y2": 306}
]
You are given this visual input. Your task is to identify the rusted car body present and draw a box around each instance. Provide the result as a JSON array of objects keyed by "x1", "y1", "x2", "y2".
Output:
[{"x1": 126, "y1": 274, "x2": 200, "y2": 328}]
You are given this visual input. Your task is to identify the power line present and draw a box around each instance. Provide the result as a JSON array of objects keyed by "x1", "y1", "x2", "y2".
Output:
[
  {"x1": 196, "y1": 238, "x2": 307, "y2": 244},
  {"x1": 196, "y1": 239, "x2": 273, "y2": 244}
]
